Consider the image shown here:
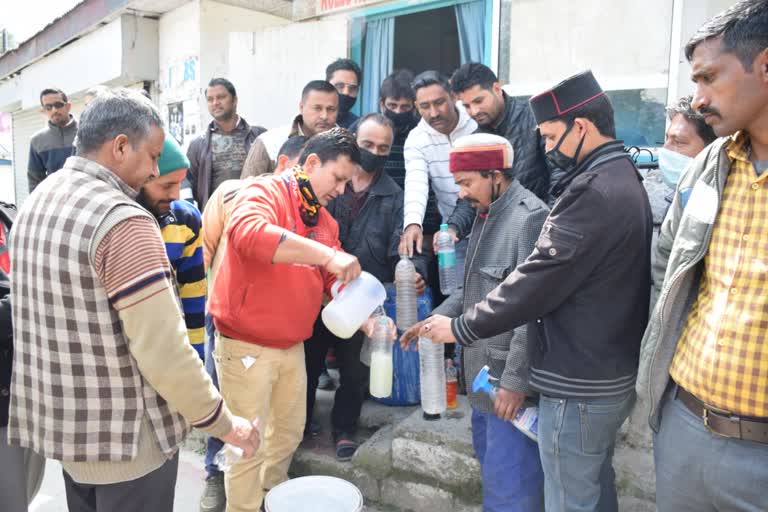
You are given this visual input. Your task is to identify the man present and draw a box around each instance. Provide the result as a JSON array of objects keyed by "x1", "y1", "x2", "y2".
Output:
[
  {"x1": 377, "y1": 69, "x2": 419, "y2": 188},
  {"x1": 0, "y1": 200, "x2": 45, "y2": 512},
  {"x1": 403, "y1": 133, "x2": 548, "y2": 511},
  {"x1": 138, "y1": 135, "x2": 206, "y2": 360},
  {"x1": 327, "y1": 58, "x2": 362, "y2": 129},
  {"x1": 306, "y1": 115, "x2": 428, "y2": 461},
  {"x1": 187, "y1": 78, "x2": 266, "y2": 211},
  {"x1": 8, "y1": 89, "x2": 259, "y2": 512},
  {"x1": 241, "y1": 80, "x2": 339, "y2": 178},
  {"x1": 198, "y1": 135, "x2": 307, "y2": 512},
  {"x1": 401, "y1": 71, "x2": 477, "y2": 258},
  {"x1": 210, "y1": 128, "x2": 393, "y2": 511},
  {"x1": 28, "y1": 88, "x2": 77, "y2": 192},
  {"x1": 420, "y1": 71, "x2": 652, "y2": 512},
  {"x1": 637, "y1": 2, "x2": 768, "y2": 510},
  {"x1": 450, "y1": 63, "x2": 551, "y2": 202}
]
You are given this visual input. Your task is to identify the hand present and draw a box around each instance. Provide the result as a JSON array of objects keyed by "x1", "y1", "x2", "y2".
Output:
[
  {"x1": 400, "y1": 224, "x2": 423, "y2": 257},
  {"x1": 494, "y1": 388, "x2": 525, "y2": 422},
  {"x1": 433, "y1": 226, "x2": 458, "y2": 253},
  {"x1": 414, "y1": 273, "x2": 427, "y2": 295},
  {"x1": 418, "y1": 314, "x2": 456, "y2": 343},
  {"x1": 360, "y1": 315, "x2": 397, "y2": 340},
  {"x1": 220, "y1": 416, "x2": 261, "y2": 457},
  {"x1": 400, "y1": 319, "x2": 427, "y2": 350},
  {"x1": 325, "y1": 250, "x2": 361, "y2": 284}
]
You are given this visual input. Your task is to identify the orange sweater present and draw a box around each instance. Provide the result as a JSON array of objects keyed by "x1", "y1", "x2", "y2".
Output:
[{"x1": 209, "y1": 174, "x2": 339, "y2": 348}]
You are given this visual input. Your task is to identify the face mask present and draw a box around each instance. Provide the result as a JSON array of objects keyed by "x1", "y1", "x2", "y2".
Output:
[
  {"x1": 384, "y1": 108, "x2": 414, "y2": 129},
  {"x1": 358, "y1": 148, "x2": 388, "y2": 174},
  {"x1": 545, "y1": 120, "x2": 585, "y2": 173},
  {"x1": 657, "y1": 147, "x2": 692, "y2": 189},
  {"x1": 338, "y1": 94, "x2": 357, "y2": 114}
]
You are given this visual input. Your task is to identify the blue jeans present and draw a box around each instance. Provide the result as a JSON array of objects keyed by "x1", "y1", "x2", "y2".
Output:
[
  {"x1": 538, "y1": 391, "x2": 635, "y2": 512},
  {"x1": 654, "y1": 386, "x2": 768, "y2": 512},
  {"x1": 204, "y1": 314, "x2": 224, "y2": 478},
  {"x1": 471, "y1": 409, "x2": 545, "y2": 512}
]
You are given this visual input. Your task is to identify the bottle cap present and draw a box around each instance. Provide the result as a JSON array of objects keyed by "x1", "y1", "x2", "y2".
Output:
[
  {"x1": 440, "y1": 223, "x2": 449, "y2": 231},
  {"x1": 472, "y1": 365, "x2": 495, "y2": 394}
]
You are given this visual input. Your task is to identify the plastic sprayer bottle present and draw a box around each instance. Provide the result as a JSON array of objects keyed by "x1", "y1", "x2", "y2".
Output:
[
  {"x1": 436, "y1": 224, "x2": 457, "y2": 296},
  {"x1": 369, "y1": 310, "x2": 393, "y2": 398},
  {"x1": 419, "y1": 336, "x2": 446, "y2": 419},
  {"x1": 395, "y1": 253, "x2": 417, "y2": 330},
  {"x1": 472, "y1": 365, "x2": 539, "y2": 441}
]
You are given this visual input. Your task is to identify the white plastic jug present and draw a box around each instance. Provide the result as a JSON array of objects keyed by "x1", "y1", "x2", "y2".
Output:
[
  {"x1": 265, "y1": 476, "x2": 363, "y2": 512},
  {"x1": 321, "y1": 271, "x2": 387, "y2": 339}
]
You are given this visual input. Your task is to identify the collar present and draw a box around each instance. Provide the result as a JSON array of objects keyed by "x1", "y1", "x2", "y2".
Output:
[
  {"x1": 64, "y1": 156, "x2": 139, "y2": 199},
  {"x1": 209, "y1": 116, "x2": 245, "y2": 133},
  {"x1": 49, "y1": 115, "x2": 76, "y2": 131},
  {"x1": 551, "y1": 139, "x2": 628, "y2": 198},
  {"x1": 726, "y1": 130, "x2": 751, "y2": 164},
  {"x1": 491, "y1": 92, "x2": 524, "y2": 133},
  {"x1": 488, "y1": 178, "x2": 526, "y2": 213},
  {"x1": 418, "y1": 101, "x2": 475, "y2": 138},
  {"x1": 291, "y1": 115, "x2": 306, "y2": 137}
]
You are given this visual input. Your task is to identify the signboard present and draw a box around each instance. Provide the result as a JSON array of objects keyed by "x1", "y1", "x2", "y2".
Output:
[{"x1": 316, "y1": 0, "x2": 384, "y2": 16}]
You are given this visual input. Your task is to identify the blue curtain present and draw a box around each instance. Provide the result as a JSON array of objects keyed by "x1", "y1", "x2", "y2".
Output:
[
  {"x1": 455, "y1": 0, "x2": 486, "y2": 64},
  {"x1": 362, "y1": 18, "x2": 395, "y2": 116}
]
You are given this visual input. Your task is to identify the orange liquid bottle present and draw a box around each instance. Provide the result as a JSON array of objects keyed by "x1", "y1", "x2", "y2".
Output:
[{"x1": 446, "y1": 360, "x2": 458, "y2": 409}]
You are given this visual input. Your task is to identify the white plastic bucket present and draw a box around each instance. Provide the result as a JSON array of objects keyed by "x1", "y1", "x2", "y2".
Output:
[
  {"x1": 321, "y1": 271, "x2": 386, "y2": 339},
  {"x1": 264, "y1": 476, "x2": 363, "y2": 512}
]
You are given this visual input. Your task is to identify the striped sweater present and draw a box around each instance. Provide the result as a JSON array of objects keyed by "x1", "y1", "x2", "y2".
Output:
[{"x1": 158, "y1": 200, "x2": 206, "y2": 359}]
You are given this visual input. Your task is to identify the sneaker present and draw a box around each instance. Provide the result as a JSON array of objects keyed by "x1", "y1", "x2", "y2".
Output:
[
  {"x1": 199, "y1": 473, "x2": 226, "y2": 512},
  {"x1": 317, "y1": 369, "x2": 335, "y2": 390},
  {"x1": 303, "y1": 420, "x2": 321, "y2": 439}
]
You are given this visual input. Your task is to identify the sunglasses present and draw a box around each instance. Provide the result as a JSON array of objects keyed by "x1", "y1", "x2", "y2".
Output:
[{"x1": 43, "y1": 101, "x2": 66, "y2": 111}]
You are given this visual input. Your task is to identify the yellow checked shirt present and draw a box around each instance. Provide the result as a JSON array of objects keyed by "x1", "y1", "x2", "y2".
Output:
[{"x1": 670, "y1": 133, "x2": 768, "y2": 417}]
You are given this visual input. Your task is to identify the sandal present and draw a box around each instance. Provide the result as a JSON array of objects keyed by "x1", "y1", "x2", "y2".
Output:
[{"x1": 335, "y1": 438, "x2": 359, "y2": 461}]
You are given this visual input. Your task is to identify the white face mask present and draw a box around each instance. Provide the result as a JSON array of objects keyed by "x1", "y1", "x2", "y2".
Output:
[{"x1": 657, "y1": 147, "x2": 693, "y2": 189}]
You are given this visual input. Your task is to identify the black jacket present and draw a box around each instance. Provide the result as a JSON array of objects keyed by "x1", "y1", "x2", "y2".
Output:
[
  {"x1": 453, "y1": 141, "x2": 652, "y2": 397},
  {"x1": 327, "y1": 171, "x2": 428, "y2": 283},
  {"x1": 0, "y1": 202, "x2": 16, "y2": 427}
]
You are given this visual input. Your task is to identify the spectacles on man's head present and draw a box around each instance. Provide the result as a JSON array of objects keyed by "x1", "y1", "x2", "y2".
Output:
[{"x1": 43, "y1": 101, "x2": 66, "y2": 111}]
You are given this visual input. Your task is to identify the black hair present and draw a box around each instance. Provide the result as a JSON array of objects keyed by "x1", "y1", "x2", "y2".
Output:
[
  {"x1": 39, "y1": 88, "x2": 68, "y2": 104},
  {"x1": 450, "y1": 63, "x2": 498, "y2": 94},
  {"x1": 326, "y1": 58, "x2": 362, "y2": 84},
  {"x1": 554, "y1": 95, "x2": 616, "y2": 138},
  {"x1": 666, "y1": 95, "x2": 717, "y2": 145},
  {"x1": 206, "y1": 78, "x2": 237, "y2": 98},
  {"x1": 379, "y1": 69, "x2": 415, "y2": 102},
  {"x1": 354, "y1": 113, "x2": 395, "y2": 135},
  {"x1": 411, "y1": 70, "x2": 451, "y2": 95},
  {"x1": 277, "y1": 135, "x2": 310, "y2": 160},
  {"x1": 685, "y1": 0, "x2": 768, "y2": 70},
  {"x1": 298, "y1": 127, "x2": 361, "y2": 166},
  {"x1": 302, "y1": 80, "x2": 338, "y2": 101}
]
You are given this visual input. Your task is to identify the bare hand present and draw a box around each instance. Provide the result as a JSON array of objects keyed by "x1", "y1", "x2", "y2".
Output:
[
  {"x1": 433, "y1": 226, "x2": 458, "y2": 253},
  {"x1": 400, "y1": 224, "x2": 424, "y2": 257},
  {"x1": 400, "y1": 319, "x2": 427, "y2": 350},
  {"x1": 494, "y1": 388, "x2": 525, "y2": 422},
  {"x1": 418, "y1": 314, "x2": 456, "y2": 343},
  {"x1": 221, "y1": 416, "x2": 261, "y2": 457},
  {"x1": 360, "y1": 315, "x2": 397, "y2": 340},
  {"x1": 325, "y1": 250, "x2": 362, "y2": 284},
  {"x1": 414, "y1": 273, "x2": 427, "y2": 295}
]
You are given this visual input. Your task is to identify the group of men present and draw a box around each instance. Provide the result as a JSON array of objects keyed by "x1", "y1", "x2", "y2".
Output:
[{"x1": 1, "y1": 1, "x2": 767, "y2": 511}]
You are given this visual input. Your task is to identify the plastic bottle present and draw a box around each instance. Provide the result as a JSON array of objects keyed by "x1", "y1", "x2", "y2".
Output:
[
  {"x1": 418, "y1": 336, "x2": 446, "y2": 419},
  {"x1": 445, "y1": 360, "x2": 458, "y2": 409},
  {"x1": 472, "y1": 365, "x2": 539, "y2": 441},
  {"x1": 369, "y1": 311, "x2": 393, "y2": 398},
  {"x1": 436, "y1": 223, "x2": 457, "y2": 296},
  {"x1": 322, "y1": 271, "x2": 387, "y2": 339},
  {"x1": 214, "y1": 444, "x2": 244, "y2": 473},
  {"x1": 395, "y1": 253, "x2": 418, "y2": 330}
]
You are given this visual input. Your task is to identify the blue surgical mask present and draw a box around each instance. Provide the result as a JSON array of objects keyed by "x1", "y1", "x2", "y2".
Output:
[{"x1": 657, "y1": 147, "x2": 693, "y2": 189}]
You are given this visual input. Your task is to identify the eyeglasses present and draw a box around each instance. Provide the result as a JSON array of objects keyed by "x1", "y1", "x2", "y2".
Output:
[
  {"x1": 333, "y1": 82, "x2": 359, "y2": 95},
  {"x1": 43, "y1": 101, "x2": 66, "y2": 111}
]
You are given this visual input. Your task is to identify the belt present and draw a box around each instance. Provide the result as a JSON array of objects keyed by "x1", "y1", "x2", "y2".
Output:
[{"x1": 676, "y1": 385, "x2": 768, "y2": 444}]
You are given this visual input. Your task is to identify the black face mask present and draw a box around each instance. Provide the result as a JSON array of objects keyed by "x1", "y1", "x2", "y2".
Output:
[
  {"x1": 545, "y1": 120, "x2": 585, "y2": 173},
  {"x1": 338, "y1": 94, "x2": 357, "y2": 114},
  {"x1": 358, "y1": 148, "x2": 388, "y2": 174},
  {"x1": 384, "y1": 108, "x2": 414, "y2": 129}
]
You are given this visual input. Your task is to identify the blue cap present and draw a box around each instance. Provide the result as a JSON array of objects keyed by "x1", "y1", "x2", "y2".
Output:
[{"x1": 472, "y1": 365, "x2": 495, "y2": 394}]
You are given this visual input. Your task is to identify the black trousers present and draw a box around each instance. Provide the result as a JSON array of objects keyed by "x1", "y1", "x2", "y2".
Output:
[
  {"x1": 305, "y1": 318, "x2": 368, "y2": 437},
  {"x1": 63, "y1": 452, "x2": 179, "y2": 512}
]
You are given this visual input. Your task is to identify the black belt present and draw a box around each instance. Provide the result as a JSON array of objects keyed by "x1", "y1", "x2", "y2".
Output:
[{"x1": 676, "y1": 385, "x2": 768, "y2": 444}]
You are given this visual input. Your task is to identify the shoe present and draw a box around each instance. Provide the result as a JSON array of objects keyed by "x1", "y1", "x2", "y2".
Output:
[
  {"x1": 303, "y1": 420, "x2": 321, "y2": 438},
  {"x1": 317, "y1": 369, "x2": 335, "y2": 390},
  {"x1": 335, "y1": 436, "x2": 359, "y2": 461},
  {"x1": 199, "y1": 473, "x2": 226, "y2": 512}
]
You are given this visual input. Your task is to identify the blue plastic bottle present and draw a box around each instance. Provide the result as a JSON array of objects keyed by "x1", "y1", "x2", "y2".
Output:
[{"x1": 472, "y1": 365, "x2": 539, "y2": 441}]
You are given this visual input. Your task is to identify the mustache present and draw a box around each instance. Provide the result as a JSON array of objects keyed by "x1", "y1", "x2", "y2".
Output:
[{"x1": 698, "y1": 106, "x2": 721, "y2": 118}]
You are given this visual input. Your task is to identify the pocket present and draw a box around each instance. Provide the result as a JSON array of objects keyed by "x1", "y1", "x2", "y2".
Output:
[
  {"x1": 536, "y1": 222, "x2": 583, "y2": 261},
  {"x1": 214, "y1": 337, "x2": 264, "y2": 380},
  {"x1": 477, "y1": 265, "x2": 510, "y2": 283},
  {"x1": 578, "y1": 394, "x2": 634, "y2": 455}
]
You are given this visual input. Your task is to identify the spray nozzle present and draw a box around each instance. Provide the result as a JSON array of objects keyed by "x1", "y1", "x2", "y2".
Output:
[{"x1": 472, "y1": 365, "x2": 498, "y2": 395}]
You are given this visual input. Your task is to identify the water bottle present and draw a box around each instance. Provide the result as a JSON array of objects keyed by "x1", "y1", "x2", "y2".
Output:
[
  {"x1": 322, "y1": 271, "x2": 387, "y2": 339},
  {"x1": 472, "y1": 365, "x2": 539, "y2": 441},
  {"x1": 395, "y1": 253, "x2": 417, "y2": 330},
  {"x1": 437, "y1": 223, "x2": 457, "y2": 295},
  {"x1": 214, "y1": 444, "x2": 244, "y2": 473},
  {"x1": 369, "y1": 311, "x2": 393, "y2": 398},
  {"x1": 445, "y1": 360, "x2": 458, "y2": 409},
  {"x1": 418, "y1": 336, "x2": 446, "y2": 419}
]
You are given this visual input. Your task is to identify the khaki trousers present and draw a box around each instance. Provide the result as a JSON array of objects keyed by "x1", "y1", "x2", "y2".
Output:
[{"x1": 215, "y1": 335, "x2": 307, "y2": 512}]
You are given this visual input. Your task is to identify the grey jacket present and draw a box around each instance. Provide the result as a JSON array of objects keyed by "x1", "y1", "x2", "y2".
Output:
[
  {"x1": 433, "y1": 180, "x2": 548, "y2": 412},
  {"x1": 637, "y1": 137, "x2": 731, "y2": 431}
]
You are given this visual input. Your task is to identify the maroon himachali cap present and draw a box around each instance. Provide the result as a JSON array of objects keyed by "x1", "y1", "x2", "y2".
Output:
[
  {"x1": 449, "y1": 133, "x2": 514, "y2": 173},
  {"x1": 528, "y1": 70, "x2": 606, "y2": 124}
]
